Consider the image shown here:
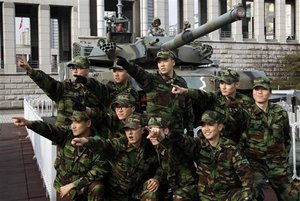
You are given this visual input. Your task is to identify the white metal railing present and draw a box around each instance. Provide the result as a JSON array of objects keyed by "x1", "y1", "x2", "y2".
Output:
[
  {"x1": 24, "y1": 95, "x2": 57, "y2": 201},
  {"x1": 278, "y1": 102, "x2": 300, "y2": 180}
]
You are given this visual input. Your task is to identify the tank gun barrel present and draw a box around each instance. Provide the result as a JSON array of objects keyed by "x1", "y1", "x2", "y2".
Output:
[{"x1": 161, "y1": 4, "x2": 246, "y2": 50}]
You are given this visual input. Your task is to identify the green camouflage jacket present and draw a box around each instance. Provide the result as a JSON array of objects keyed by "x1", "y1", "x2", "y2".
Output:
[
  {"x1": 188, "y1": 89, "x2": 253, "y2": 142},
  {"x1": 27, "y1": 121, "x2": 109, "y2": 197},
  {"x1": 240, "y1": 103, "x2": 291, "y2": 164},
  {"x1": 154, "y1": 143, "x2": 198, "y2": 193},
  {"x1": 105, "y1": 80, "x2": 140, "y2": 111},
  {"x1": 103, "y1": 113, "x2": 126, "y2": 139},
  {"x1": 123, "y1": 64, "x2": 194, "y2": 134},
  {"x1": 167, "y1": 133, "x2": 255, "y2": 200},
  {"x1": 86, "y1": 136, "x2": 162, "y2": 200},
  {"x1": 29, "y1": 69, "x2": 110, "y2": 127}
]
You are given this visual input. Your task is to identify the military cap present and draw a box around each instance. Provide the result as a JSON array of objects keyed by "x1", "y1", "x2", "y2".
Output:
[
  {"x1": 67, "y1": 56, "x2": 90, "y2": 68},
  {"x1": 111, "y1": 92, "x2": 136, "y2": 110},
  {"x1": 70, "y1": 110, "x2": 90, "y2": 122},
  {"x1": 148, "y1": 116, "x2": 169, "y2": 128},
  {"x1": 154, "y1": 50, "x2": 176, "y2": 62},
  {"x1": 200, "y1": 110, "x2": 223, "y2": 125},
  {"x1": 109, "y1": 59, "x2": 125, "y2": 70},
  {"x1": 123, "y1": 113, "x2": 144, "y2": 129},
  {"x1": 218, "y1": 69, "x2": 240, "y2": 84},
  {"x1": 253, "y1": 77, "x2": 271, "y2": 90}
]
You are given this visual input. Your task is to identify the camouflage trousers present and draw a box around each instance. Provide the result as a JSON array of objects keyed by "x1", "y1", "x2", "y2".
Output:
[
  {"x1": 253, "y1": 170, "x2": 299, "y2": 201},
  {"x1": 198, "y1": 188, "x2": 253, "y2": 201},
  {"x1": 159, "y1": 184, "x2": 198, "y2": 201},
  {"x1": 104, "y1": 180, "x2": 159, "y2": 201},
  {"x1": 57, "y1": 182, "x2": 104, "y2": 201}
]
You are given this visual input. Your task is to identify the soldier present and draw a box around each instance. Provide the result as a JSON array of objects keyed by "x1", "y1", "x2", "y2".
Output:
[
  {"x1": 183, "y1": 21, "x2": 191, "y2": 31},
  {"x1": 105, "y1": 92, "x2": 137, "y2": 138},
  {"x1": 17, "y1": 56, "x2": 110, "y2": 128},
  {"x1": 146, "y1": 115, "x2": 198, "y2": 201},
  {"x1": 105, "y1": 60, "x2": 141, "y2": 113},
  {"x1": 240, "y1": 77, "x2": 299, "y2": 201},
  {"x1": 116, "y1": 50, "x2": 195, "y2": 137},
  {"x1": 172, "y1": 68, "x2": 253, "y2": 143},
  {"x1": 12, "y1": 109, "x2": 109, "y2": 201},
  {"x1": 148, "y1": 17, "x2": 167, "y2": 36},
  {"x1": 148, "y1": 111, "x2": 257, "y2": 201},
  {"x1": 71, "y1": 113, "x2": 162, "y2": 201}
]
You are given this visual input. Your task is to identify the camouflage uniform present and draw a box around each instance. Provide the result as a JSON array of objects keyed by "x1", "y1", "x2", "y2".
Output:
[
  {"x1": 188, "y1": 69, "x2": 253, "y2": 142},
  {"x1": 147, "y1": 116, "x2": 198, "y2": 201},
  {"x1": 148, "y1": 17, "x2": 166, "y2": 36},
  {"x1": 162, "y1": 111, "x2": 256, "y2": 201},
  {"x1": 240, "y1": 77, "x2": 299, "y2": 201},
  {"x1": 86, "y1": 114, "x2": 162, "y2": 201},
  {"x1": 121, "y1": 50, "x2": 195, "y2": 136},
  {"x1": 105, "y1": 62, "x2": 140, "y2": 112},
  {"x1": 27, "y1": 111, "x2": 109, "y2": 201},
  {"x1": 103, "y1": 92, "x2": 137, "y2": 139},
  {"x1": 28, "y1": 56, "x2": 110, "y2": 127}
]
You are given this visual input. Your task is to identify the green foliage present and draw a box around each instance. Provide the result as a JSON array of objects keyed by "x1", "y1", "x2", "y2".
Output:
[
  {"x1": 283, "y1": 54, "x2": 300, "y2": 75},
  {"x1": 272, "y1": 77, "x2": 300, "y2": 90}
]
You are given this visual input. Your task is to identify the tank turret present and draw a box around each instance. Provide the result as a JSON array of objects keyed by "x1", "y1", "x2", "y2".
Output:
[{"x1": 75, "y1": 4, "x2": 245, "y2": 68}]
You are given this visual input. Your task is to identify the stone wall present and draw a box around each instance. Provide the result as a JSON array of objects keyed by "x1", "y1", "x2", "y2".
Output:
[
  {"x1": 0, "y1": 74, "x2": 58, "y2": 109},
  {"x1": 206, "y1": 41, "x2": 300, "y2": 78}
]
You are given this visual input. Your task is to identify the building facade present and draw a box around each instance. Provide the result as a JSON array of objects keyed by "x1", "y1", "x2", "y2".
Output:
[{"x1": 0, "y1": 0, "x2": 300, "y2": 109}]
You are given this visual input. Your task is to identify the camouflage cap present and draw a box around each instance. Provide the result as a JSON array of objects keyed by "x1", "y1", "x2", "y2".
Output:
[
  {"x1": 70, "y1": 110, "x2": 90, "y2": 122},
  {"x1": 123, "y1": 113, "x2": 144, "y2": 129},
  {"x1": 109, "y1": 59, "x2": 125, "y2": 70},
  {"x1": 253, "y1": 77, "x2": 271, "y2": 90},
  {"x1": 147, "y1": 116, "x2": 169, "y2": 128},
  {"x1": 200, "y1": 110, "x2": 223, "y2": 125},
  {"x1": 154, "y1": 50, "x2": 176, "y2": 62},
  {"x1": 67, "y1": 56, "x2": 90, "y2": 68},
  {"x1": 218, "y1": 69, "x2": 240, "y2": 84},
  {"x1": 111, "y1": 92, "x2": 136, "y2": 110}
]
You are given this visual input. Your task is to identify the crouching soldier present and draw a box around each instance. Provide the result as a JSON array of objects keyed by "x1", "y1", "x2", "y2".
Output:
[
  {"x1": 148, "y1": 111, "x2": 258, "y2": 201},
  {"x1": 72, "y1": 113, "x2": 162, "y2": 201},
  {"x1": 146, "y1": 115, "x2": 198, "y2": 201},
  {"x1": 13, "y1": 110, "x2": 108, "y2": 201}
]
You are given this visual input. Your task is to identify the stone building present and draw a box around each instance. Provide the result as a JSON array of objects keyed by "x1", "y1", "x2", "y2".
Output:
[{"x1": 0, "y1": 0, "x2": 300, "y2": 109}]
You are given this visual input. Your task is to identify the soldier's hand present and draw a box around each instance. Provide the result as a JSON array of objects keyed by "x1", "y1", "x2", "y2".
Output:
[
  {"x1": 116, "y1": 56, "x2": 130, "y2": 68},
  {"x1": 12, "y1": 117, "x2": 31, "y2": 127},
  {"x1": 146, "y1": 178, "x2": 159, "y2": 192},
  {"x1": 74, "y1": 75, "x2": 88, "y2": 85},
  {"x1": 59, "y1": 183, "x2": 75, "y2": 198},
  {"x1": 225, "y1": 96, "x2": 239, "y2": 108},
  {"x1": 17, "y1": 56, "x2": 33, "y2": 74},
  {"x1": 71, "y1": 137, "x2": 89, "y2": 146},
  {"x1": 171, "y1": 84, "x2": 188, "y2": 95}
]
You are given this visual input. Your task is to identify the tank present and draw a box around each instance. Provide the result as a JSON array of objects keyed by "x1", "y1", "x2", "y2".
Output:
[{"x1": 73, "y1": 4, "x2": 246, "y2": 68}]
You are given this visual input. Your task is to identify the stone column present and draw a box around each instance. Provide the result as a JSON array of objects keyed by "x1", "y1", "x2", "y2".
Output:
[
  {"x1": 296, "y1": 0, "x2": 300, "y2": 41},
  {"x1": 38, "y1": 4, "x2": 51, "y2": 73},
  {"x1": 77, "y1": 0, "x2": 90, "y2": 36},
  {"x1": 232, "y1": 0, "x2": 243, "y2": 42},
  {"x1": 97, "y1": 0, "x2": 105, "y2": 37},
  {"x1": 254, "y1": 0, "x2": 265, "y2": 42},
  {"x1": 154, "y1": 0, "x2": 169, "y2": 35},
  {"x1": 3, "y1": 2, "x2": 16, "y2": 74},
  {"x1": 183, "y1": 0, "x2": 194, "y2": 29},
  {"x1": 71, "y1": 5, "x2": 79, "y2": 45},
  {"x1": 275, "y1": 0, "x2": 286, "y2": 43},
  {"x1": 207, "y1": 0, "x2": 220, "y2": 40},
  {"x1": 141, "y1": 0, "x2": 148, "y2": 36}
]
